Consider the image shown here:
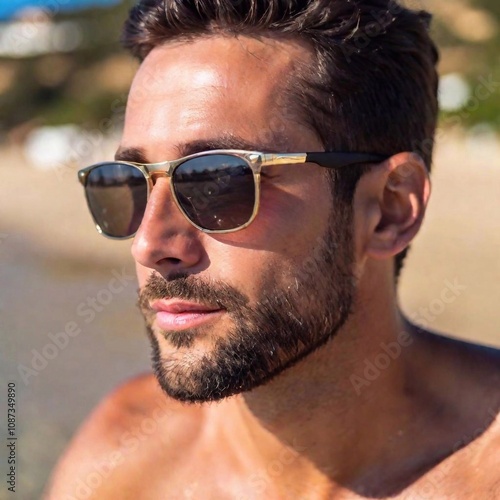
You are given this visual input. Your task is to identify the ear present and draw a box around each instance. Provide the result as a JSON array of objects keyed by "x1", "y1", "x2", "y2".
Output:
[{"x1": 357, "y1": 152, "x2": 431, "y2": 260}]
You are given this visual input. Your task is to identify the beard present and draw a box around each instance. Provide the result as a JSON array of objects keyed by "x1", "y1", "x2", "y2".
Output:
[{"x1": 138, "y1": 210, "x2": 356, "y2": 404}]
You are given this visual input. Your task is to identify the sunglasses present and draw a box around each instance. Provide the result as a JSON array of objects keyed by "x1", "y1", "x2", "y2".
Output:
[{"x1": 78, "y1": 149, "x2": 388, "y2": 239}]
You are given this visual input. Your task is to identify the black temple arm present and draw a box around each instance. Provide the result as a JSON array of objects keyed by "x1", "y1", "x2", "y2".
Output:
[{"x1": 306, "y1": 152, "x2": 389, "y2": 169}]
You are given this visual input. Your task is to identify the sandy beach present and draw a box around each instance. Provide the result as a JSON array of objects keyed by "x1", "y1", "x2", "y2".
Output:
[{"x1": 1, "y1": 131, "x2": 499, "y2": 498}]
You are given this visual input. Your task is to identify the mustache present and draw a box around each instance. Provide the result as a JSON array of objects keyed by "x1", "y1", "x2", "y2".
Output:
[{"x1": 137, "y1": 273, "x2": 249, "y2": 312}]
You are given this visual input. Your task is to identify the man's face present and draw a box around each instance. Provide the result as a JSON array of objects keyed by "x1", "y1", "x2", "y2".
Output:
[{"x1": 122, "y1": 36, "x2": 357, "y2": 402}]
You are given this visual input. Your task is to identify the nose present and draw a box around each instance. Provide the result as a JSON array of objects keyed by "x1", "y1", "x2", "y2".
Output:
[{"x1": 131, "y1": 178, "x2": 206, "y2": 275}]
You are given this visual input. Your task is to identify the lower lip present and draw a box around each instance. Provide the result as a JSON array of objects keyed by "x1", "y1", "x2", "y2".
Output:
[{"x1": 155, "y1": 310, "x2": 224, "y2": 331}]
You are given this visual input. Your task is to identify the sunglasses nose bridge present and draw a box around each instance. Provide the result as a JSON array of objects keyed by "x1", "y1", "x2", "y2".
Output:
[
  {"x1": 150, "y1": 171, "x2": 170, "y2": 184},
  {"x1": 147, "y1": 161, "x2": 176, "y2": 184}
]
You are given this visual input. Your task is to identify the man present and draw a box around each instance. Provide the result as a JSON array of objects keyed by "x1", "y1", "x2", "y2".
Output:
[{"x1": 46, "y1": 0, "x2": 500, "y2": 498}]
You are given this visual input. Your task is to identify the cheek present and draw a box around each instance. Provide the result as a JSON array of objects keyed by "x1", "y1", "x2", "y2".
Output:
[
  {"x1": 212, "y1": 185, "x2": 328, "y2": 249},
  {"x1": 207, "y1": 178, "x2": 332, "y2": 294},
  {"x1": 254, "y1": 175, "x2": 331, "y2": 247}
]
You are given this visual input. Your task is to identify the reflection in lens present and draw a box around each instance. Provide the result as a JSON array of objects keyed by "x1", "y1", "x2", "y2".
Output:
[
  {"x1": 173, "y1": 155, "x2": 255, "y2": 231},
  {"x1": 85, "y1": 163, "x2": 147, "y2": 238}
]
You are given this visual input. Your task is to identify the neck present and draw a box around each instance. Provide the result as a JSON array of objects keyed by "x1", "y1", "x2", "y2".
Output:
[{"x1": 236, "y1": 264, "x2": 426, "y2": 494}]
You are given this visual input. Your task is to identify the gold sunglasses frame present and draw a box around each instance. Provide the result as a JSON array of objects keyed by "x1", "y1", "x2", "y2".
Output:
[{"x1": 78, "y1": 149, "x2": 388, "y2": 239}]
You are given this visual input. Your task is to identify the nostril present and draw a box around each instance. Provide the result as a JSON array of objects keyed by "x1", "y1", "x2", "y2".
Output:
[{"x1": 166, "y1": 257, "x2": 182, "y2": 266}]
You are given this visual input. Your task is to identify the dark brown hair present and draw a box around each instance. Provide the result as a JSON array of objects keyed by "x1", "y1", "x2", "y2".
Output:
[{"x1": 122, "y1": 0, "x2": 439, "y2": 277}]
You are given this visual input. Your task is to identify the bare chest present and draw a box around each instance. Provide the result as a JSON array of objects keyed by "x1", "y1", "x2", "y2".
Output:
[
  {"x1": 85, "y1": 422, "x2": 500, "y2": 500},
  {"x1": 87, "y1": 455, "x2": 499, "y2": 500}
]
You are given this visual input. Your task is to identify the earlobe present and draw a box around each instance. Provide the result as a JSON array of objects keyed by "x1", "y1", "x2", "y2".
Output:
[{"x1": 365, "y1": 152, "x2": 431, "y2": 260}]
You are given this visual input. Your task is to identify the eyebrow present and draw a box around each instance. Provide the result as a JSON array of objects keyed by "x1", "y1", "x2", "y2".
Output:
[
  {"x1": 114, "y1": 147, "x2": 148, "y2": 163},
  {"x1": 114, "y1": 134, "x2": 285, "y2": 163}
]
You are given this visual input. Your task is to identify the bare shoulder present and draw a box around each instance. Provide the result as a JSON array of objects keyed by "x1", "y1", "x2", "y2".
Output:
[
  {"x1": 416, "y1": 330, "x2": 500, "y2": 397},
  {"x1": 415, "y1": 409, "x2": 500, "y2": 499},
  {"x1": 414, "y1": 332, "x2": 500, "y2": 497},
  {"x1": 44, "y1": 373, "x2": 204, "y2": 499},
  {"x1": 427, "y1": 332, "x2": 500, "y2": 426}
]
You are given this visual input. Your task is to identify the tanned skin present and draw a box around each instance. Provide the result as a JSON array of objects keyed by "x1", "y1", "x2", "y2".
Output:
[{"x1": 46, "y1": 37, "x2": 500, "y2": 499}]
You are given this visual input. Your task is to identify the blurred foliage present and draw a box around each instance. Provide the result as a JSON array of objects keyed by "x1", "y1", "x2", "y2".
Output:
[
  {"x1": 430, "y1": 0, "x2": 500, "y2": 129},
  {"x1": 0, "y1": 1, "x2": 135, "y2": 138},
  {"x1": 0, "y1": 0, "x2": 499, "y2": 139}
]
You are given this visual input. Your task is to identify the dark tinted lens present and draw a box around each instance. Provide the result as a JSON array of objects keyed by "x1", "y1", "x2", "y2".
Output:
[
  {"x1": 85, "y1": 163, "x2": 147, "y2": 238},
  {"x1": 172, "y1": 155, "x2": 255, "y2": 231}
]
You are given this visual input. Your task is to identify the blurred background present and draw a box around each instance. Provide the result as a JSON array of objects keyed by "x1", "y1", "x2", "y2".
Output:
[{"x1": 0, "y1": 0, "x2": 499, "y2": 497}]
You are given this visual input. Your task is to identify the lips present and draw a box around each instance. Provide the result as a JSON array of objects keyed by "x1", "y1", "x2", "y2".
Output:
[{"x1": 150, "y1": 300, "x2": 224, "y2": 331}]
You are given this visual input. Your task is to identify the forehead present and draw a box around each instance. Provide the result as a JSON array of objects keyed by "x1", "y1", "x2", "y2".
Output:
[{"x1": 122, "y1": 35, "x2": 321, "y2": 159}]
